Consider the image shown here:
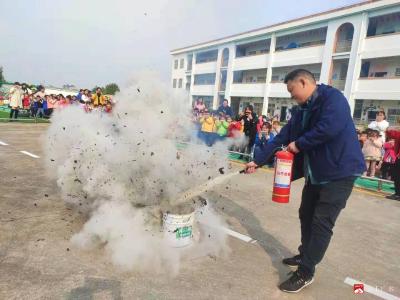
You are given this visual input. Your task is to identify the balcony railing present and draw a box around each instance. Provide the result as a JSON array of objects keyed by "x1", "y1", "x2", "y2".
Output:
[
  {"x1": 195, "y1": 58, "x2": 217, "y2": 64},
  {"x1": 275, "y1": 40, "x2": 325, "y2": 52},
  {"x1": 335, "y1": 39, "x2": 352, "y2": 53},
  {"x1": 236, "y1": 49, "x2": 269, "y2": 58},
  {"x1": 331, "y1": 79, "x2": 346, "y2": 91}
]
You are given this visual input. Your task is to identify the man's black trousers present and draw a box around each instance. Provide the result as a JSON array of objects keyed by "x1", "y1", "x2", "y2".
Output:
[{"x1": 297, "y1": 176, "x2": 356, "y2": 276}]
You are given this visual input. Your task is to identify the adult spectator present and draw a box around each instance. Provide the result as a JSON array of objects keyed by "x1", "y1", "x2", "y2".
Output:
[
  {"x1": 35, "y1": 95, "x2": 45, "y2": 118},
  {"x1": 45, "y1": 95, "x2": 55, "y2": 116},
  {"x1": 81, "y1": 89, "x2": 90, "y2": 103},
  {"x1": 21, "y1": 83, "x2": 31, "y2": 95},
  {"x1": 92, "y1": 88, "x2": 106, "y2": 106},
  {"x1": 368, "y1": 111, "x2": 389, "y2": 142},
  {"x1": 35, "y1": 85, "x2": 46, "y2": 99},
  {"x1": 240, "y1": 105, "x2": 258, "y2": 154},
  {"x1": 9, "y1": 82, "x2": 23, "y2": 120},
  {"x1": 217, "y1": 99, "x2": 233, "y2": 117},
  {"x1": 245, "y1": 69, "x2": 365, "y2": 293},
  {"x1": 194, "y1": 98, "x2": 206, "y2": 113}
]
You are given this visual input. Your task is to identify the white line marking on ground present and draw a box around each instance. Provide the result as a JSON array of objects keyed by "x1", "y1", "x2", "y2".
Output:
[
  {"x1": 20, "y1": 151, "x2": 40, "y2": 159},
  {"x1": 0, "y1": 140, "x2": 9, "y2": 146},
  {"x1": 220, "y1": 227, "x2": 257, "y2": 244},
  {"x1": 344, "y1": 277, "x2": 400, "y2": 300}
]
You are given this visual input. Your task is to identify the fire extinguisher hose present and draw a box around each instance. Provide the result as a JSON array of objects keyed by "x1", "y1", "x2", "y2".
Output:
[{"x1": 240, "y1": 146, "x2": 285, "y2": 173}]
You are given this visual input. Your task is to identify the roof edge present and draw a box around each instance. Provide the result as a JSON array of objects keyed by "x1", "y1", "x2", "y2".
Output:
[{"x1": 170, "y1": 0, "x2": 382, "y2": 54}]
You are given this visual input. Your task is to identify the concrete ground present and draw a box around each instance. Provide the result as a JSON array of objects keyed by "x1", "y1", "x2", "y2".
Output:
[{"x1": 0, "y1": 123, "x2": 399, "y2": 300}]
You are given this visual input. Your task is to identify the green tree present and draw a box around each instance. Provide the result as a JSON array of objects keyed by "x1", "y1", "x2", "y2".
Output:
[
  {"x1": 103, "y1": 83, "x2": 120, "y2": 95},
  {"x1": 92, "y1": 86, "x2": 103, "y2": 93},
  {"x1": 0, "y1": 66, "x2": 5, "y2": 87}
]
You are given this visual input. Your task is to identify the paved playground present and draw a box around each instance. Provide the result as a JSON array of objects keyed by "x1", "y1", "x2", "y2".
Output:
[{"x1": 0, "y1": 123, "x2": 399, "y2": 300}]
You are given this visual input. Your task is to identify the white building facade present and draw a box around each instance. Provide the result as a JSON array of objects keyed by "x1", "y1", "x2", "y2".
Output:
[{"x1": 170, "y1": 0, "x2": 400, "y2": 124}]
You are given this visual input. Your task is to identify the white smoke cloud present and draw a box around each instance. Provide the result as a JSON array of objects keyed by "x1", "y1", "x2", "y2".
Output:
[{"x1": 44, "y1": 73, "x2": 231, "y2": 274}]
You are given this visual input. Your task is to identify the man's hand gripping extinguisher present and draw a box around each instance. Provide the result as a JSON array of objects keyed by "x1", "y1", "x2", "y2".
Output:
[{"x1": 241, "y1": 146, "x2": 294, "y2": 203}]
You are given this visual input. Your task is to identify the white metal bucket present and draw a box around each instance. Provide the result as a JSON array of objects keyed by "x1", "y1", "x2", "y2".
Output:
[{"x1": 163, "y1": 211, "x2": 195, "y2": 248}]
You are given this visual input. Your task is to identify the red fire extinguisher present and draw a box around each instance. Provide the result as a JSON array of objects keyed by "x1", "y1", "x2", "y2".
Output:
[{"x1": 272, "y1": 149, "x2": 294, "y2": 203}]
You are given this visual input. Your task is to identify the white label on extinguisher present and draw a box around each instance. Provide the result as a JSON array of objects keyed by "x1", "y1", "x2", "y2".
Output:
[{"x1": 275, "y1": 159, "x2": 292, "y2": 188}]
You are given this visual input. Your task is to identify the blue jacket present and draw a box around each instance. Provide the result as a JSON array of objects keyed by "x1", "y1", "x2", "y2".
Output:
[
  {"x1": 255, "y1": 132, "x2": 274, "y2": 146},
  {"x1": 254, "y1": 84, "x2": 365, "y2": 182},
  {"x1": 217, "y1": 105, "x2": 233, "y2": 116}
]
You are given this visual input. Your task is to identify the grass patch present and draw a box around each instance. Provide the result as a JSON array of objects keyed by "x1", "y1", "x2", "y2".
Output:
[{"x1": 0, "y1": 110, "x2": 50, "y2": 123}]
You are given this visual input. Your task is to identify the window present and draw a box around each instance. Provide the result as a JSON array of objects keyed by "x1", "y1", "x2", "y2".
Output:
[
  {"x1": 257, "y1": 76, "x2": 266, "y2": 82},
  {"x1": 195, "y1": 50, "x2": 218, "y2": 64},
  {"x1": 194, "y1": 73, "x2": 216, "y2": 85},
  {"x1": 388, "y1": 108, "x2": 400, "y2": 123},
  {"x1": 233, "y1": 69, "x2": 267, "y2": 83},
  {"x1": 312, "y1": 73, "x2": 321, "y2": 81},
  {"x1": 174, "y1": 60, "x2": 178, "y2": 69},
  {"x1": 367, "y1": 12, "x2": 400, "y2": 37},
  {"x1": 192, "y1": 96, "x2": 213, "y2": 109},
  {"x1": 180, "y1": 59, "x2": 184, "y2": 69},
  {"x1": 178, "y1": 79, "x2": 183, "y2": 88},
  {"x1": 395, "y1": 68, "x2": 400, "y2": 77},
  {"x1": 275, "y1": 27, "x2": 327, "y2": 51},
  {"x1": 221, "y1": 48, "x2": 229, "y2": 67},
  {"x1": 360, "y1": 61, "x2": 370, "y2": 78},
  {"x1": 235, "y1": 39, "x2": 270, "y2": 58},
  {"x1": 353, "y1": 100, "x2": 363, "y2": 119},
  {"x1": 367, "y1": 110, "x2": 378, "y2": 122},
  {"x1": 187, "y1": 54, "x2": 193, "y2": 71},
  {"x1": 271, "y1": 75, "x2": 280, "y2": 82},
  {"x1": 173, "y1": 79, "x2": 177, "y2": 88},
  {"x1": 374, "y1": 72, "x2": 387, "y2": 78}
]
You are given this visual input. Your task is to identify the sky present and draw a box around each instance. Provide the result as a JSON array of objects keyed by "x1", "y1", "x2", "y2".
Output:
[{"x1": 0, "y1": 0, "x2": 363, "y2": 89}]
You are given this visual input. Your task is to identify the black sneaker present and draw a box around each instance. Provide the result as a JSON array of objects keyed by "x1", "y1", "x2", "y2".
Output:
[
  {"x1": 279, "y1": 270, "x2": 314, "y2": 293},
  {"x1": 282, "y1": 254, "x2": 302, "y2": 267},
  {"x1": 386, "y1": 194, "x2": 400, "y2": 201}
]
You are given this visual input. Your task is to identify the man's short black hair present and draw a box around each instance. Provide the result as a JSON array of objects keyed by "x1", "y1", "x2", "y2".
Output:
[
  {"x1": 284, "y1": 69, "x2": 316, "y2": 84},
  {"x1": 223, "y1": 99, "x2": 228, "y2": 103}
]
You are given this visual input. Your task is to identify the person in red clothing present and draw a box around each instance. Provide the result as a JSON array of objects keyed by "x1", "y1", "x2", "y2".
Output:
[
  {"x1": 227, "y1": 115, "x2": 243, "y2": 138},
  {"x1": 22, "y1": 93, "x2": 31, "y2": 109},
  {"x1": 256, "y1": 115, "x2": 268, "y2": 133},
  {"x1": 386, "y1": 123, "x2": 400, "y2": 200},
  {"x1": 381, "y1": 139, "x2": 396, "y2": 180}
]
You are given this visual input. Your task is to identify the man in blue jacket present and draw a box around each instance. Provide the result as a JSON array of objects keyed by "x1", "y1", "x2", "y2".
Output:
[
  {"x1": 217, "y1": 99, "x2": 233, "y2": 117},
  {"x1": 245, "y1": 69, "x2": 365, "y2": 293}
]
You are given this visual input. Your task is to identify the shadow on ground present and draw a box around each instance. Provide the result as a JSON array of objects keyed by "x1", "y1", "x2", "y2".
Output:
[{"x1": 207, "y1": 192, "x2": 294, "y2": 282}]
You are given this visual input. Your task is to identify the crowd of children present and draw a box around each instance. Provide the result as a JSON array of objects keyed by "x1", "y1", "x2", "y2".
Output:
[
  {"x1": 358, "y1": 111, "x2": 397, "y2": 181},
  {"x1": 191, "y1": 99, "x2": 281, "y2": 157},
  {"x1": 7, "y1": 83, "x2": 114, "y2": 120}
]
